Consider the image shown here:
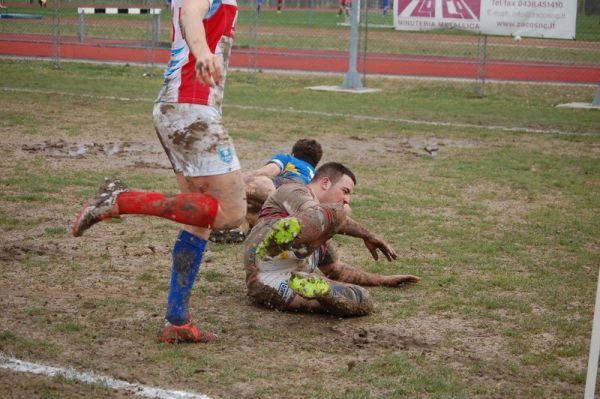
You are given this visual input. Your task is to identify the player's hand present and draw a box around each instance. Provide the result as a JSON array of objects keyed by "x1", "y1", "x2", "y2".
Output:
[
  {"x1": 195, "y1": 51, "x2": 223, "y2": 87},
  {"x1": 363, "y1": 235, "x2": 397, "y2": 261},
  {"x1": 383, "y1": 274, "x2": 420, "y2": 286}
]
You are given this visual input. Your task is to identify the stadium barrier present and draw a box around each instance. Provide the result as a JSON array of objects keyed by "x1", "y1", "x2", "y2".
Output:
[{"x1": 77, "y1": 7, "x2": 162, "y2": 44}]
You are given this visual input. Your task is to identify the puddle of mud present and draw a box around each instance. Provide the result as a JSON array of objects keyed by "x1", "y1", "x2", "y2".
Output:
[
  {"x1": 0, "y1": 242, "x2": 62, "y2": 262},
  {"x1": 346, "y1": 135, "x2": 485, "y2": 157},
  {"x1": 21, "y1": 139, "x2": 163, "y2": 159}
]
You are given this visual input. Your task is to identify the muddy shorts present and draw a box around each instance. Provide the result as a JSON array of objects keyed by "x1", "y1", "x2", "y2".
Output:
[
  {"x1": 153, "y1": 102, "x2": 241, "y2": 177},
  {"x1": 247, "y1": 246, "x2": 323, "y2": 306},
  {"x1": 255, "y1": 267, "x2": 297, "y2": 305}
]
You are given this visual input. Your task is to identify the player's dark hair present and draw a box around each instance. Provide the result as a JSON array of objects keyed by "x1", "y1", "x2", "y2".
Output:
[
  {"x1": 313, "y1": 162, "x2": 356, "y2": 185},
  {"x1": 291, "y1": 139, "x2": 323, "y2": 168}
]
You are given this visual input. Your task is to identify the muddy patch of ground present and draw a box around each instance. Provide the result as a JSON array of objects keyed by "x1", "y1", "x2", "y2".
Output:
[
  {"x1": 0, "y1": 241, "x2": 63, "y2": 262},
  {"x1": 340, "y1": 134, "x2": 486, "y2": 160},
  {"x1": 7, "y1": 139, "x2": 172, "y2": 173},
  {"x1": 19, "y1": 139, "x2": 171, "y2": 168},
  {"x1": 235, "y1": 134, "x2": 486, "y2": 167}
]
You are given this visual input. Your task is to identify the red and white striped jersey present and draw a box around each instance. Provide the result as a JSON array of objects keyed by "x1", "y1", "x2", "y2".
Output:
[{"x1": 156, "y1": 0, "x2": 238, "y2": 109}]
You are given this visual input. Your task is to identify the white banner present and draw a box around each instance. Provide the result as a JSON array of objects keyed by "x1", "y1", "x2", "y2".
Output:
[{"x1": 393, "y1": 0, "x2": 577, "y2": 40}]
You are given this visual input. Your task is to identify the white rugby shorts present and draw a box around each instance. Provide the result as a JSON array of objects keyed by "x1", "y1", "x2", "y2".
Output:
[{"x1": 153, "y1": 102, "x2": 241, "y2": 177}]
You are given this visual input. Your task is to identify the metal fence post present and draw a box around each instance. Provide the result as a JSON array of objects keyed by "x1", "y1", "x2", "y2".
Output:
[
  {"x1": 153, "y1": 13, "x2": 160, "y2": 44},
  {"x1": 78, "y1": 10, "x2": 84, "y2": 43},
  {"x1": 250, "y1": 0, "x2": 258, "y2": 71},
  {"x1": 593, "y1": 86, "x2": 600, "y2": 106},
  {"x1": 52, "y1": 0, "x2": 61, "y2": 69},
  {"x1": 475, "y1": 34, "x2": 488, "y2": 97},
  {"x1": 342, "y1": 0, "x2": 363, "y2": 89}
]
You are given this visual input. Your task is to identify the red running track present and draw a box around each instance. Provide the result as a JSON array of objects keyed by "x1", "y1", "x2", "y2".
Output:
[{"x1": 1, "y1": 33, "x2": 599, "y2": 84}]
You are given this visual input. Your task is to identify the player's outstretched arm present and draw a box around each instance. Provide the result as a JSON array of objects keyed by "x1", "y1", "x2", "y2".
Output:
[
  {"x1": 243, "y1": 162, "x2": 281, "y2": 180},
  {"x1": 380, "y1": 274, "x2": 420, "y2": 286},
  {"x1": 336, "y1": 217, "x2": 397, "y2": 261},
  {"x1": 319, "y1": 260, "x2": 419, "y2": 287}
]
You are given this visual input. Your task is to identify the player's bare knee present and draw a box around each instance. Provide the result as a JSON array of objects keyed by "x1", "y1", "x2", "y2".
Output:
[{"x1": 213, "y1": 199, "x2": 247, "y2": 229}]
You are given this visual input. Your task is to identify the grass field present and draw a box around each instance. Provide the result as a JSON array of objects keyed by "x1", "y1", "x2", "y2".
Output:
[{"x1": 0, "y1": 59, "x2": 599, "y2": 398}]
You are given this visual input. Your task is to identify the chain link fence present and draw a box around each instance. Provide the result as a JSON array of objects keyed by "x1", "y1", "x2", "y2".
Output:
[{"x1": 1, "y1": 0, "x2": 599, "y2": 83}]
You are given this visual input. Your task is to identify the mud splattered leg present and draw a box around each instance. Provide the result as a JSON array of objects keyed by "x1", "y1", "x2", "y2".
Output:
[
  {"x1": 288, "y1": 272, "x2": 373, "y2": 317},
  {"x1": 245, "y1": 269, "x2": 294, "y2": 311},
  {"x1": 316, "y1": 282, "x2": 373, "y2": 316}
]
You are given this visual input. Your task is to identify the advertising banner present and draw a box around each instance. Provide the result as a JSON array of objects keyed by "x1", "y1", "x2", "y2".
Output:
[{"x1": 393, "y1": 0, "x2": 577, "y2": 40}]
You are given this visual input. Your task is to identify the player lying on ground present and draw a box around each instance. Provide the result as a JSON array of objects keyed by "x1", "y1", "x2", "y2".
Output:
[
  {"x1": 244, "y1": 162, "x2": 420, "y2": 316},
  {"x1": 210, "y1": 138, "x2": 323, "y2": 243}
]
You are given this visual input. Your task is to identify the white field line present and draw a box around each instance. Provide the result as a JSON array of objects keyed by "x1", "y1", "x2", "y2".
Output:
[
  {"x1": 2, "y1": 87, "x2": 598, "y2": 137},
  {"x1": 0, "y1": 352, "x2": 211, "y2": 399}
]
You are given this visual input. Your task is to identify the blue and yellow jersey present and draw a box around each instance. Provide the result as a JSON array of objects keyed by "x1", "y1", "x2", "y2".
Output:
[{"x1": 269, "y1": 153, "x2": 315, "y2": 185}]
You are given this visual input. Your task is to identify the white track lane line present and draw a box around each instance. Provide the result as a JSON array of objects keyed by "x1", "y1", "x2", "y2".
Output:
[
  {"x1": 0, "y1": 352, "x2": 211, "y2": 399},
  {"x1": 1, "y1": 87, "x2": 597, "y2": 137}
]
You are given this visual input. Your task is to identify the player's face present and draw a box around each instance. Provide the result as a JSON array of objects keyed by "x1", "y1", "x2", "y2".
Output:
[{"x1": 322, "y1": 174, "x2": 354, "y2": 206}]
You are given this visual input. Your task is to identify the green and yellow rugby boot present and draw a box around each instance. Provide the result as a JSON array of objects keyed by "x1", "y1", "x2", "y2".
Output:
[{"x1": 288, "y1": 271, "x2": 331, "y2": 298}]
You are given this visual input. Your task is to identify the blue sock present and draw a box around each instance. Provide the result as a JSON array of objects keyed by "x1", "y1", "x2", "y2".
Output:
[{"x1": 165, "y1": 230, "x2": 207, "y2": 325}]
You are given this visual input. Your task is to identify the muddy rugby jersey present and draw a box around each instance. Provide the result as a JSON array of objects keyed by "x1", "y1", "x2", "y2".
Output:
[{"x1": 156, "y1": 0, "x2": 238, "y2": 108}]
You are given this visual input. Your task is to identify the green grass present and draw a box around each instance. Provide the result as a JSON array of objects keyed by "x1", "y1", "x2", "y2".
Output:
[
  {"x1": 54, "y1": 321, "x2": 82, "y2": 333},
  {"x1": 0, "y1": 330, "x2": 59, "y2": 358},
  {"x1": 337, "y1": 353, "x2": 467, "y2": 398},
  {"x1": 45, "y1": 226, "x2": 67, "y2": 236},
  {"x1": 203, "y1": 270, "x2": 228, "y2": 282},
  {"x1": 576, "y1": 13, "x2": 600, "y2": 41},
  {"x1": 2, "y1": 60, "x2": 597, "y2": 135}
]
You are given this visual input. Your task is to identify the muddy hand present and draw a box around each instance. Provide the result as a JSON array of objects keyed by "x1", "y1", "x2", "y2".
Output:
[
  {"x1": 195, "y1": 54, "x2": 223, "y2": 87},
  {"x1": 384, "y1": 274, "x2": 420, "y2": 286},
  {"x1": 364, "y1": 235, "x2": 397, "y2": 261}
]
